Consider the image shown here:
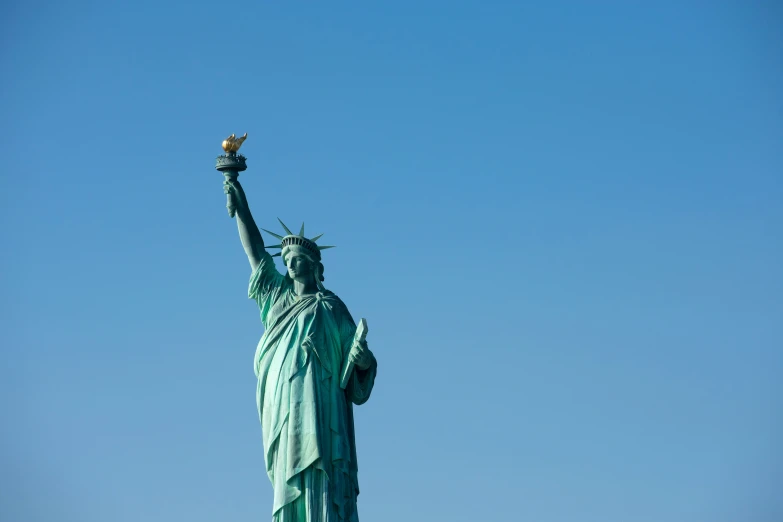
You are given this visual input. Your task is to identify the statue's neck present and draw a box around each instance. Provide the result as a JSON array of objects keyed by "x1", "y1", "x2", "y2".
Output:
[{"x1": 293, "y1": 278, "x2": 319, "y2": 296}]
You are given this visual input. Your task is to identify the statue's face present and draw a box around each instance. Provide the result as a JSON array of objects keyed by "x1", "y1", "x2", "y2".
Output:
[{"x1": 286, "y1": 253, "x2": 313, "y2": 280}]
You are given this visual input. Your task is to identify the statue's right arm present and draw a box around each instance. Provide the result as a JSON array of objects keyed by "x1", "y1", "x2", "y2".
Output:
[{"x1": 225, "y1": 179, "x2": 264, "y2": 272}]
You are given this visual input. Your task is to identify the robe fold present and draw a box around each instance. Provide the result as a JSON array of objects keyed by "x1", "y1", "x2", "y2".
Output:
[{"x1": 249, "y1": 251, "x2": 377, "y2": 522}]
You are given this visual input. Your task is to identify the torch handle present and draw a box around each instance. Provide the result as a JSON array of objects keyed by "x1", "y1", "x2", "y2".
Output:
[{"x1": 224, "y1": 171, "x2": 239, "y2": 218}]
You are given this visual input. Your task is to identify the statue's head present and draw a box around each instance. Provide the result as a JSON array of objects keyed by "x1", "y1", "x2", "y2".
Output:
[
  {"x1": 261, "y1": 219, "x2": 335, "y2": 289},
  {"x1": 283, "y1": 244, "x2": 325, "y2": 284}
]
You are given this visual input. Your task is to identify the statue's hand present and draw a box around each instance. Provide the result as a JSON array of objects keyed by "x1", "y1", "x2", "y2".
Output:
[
  {"x1": 223, "y1": 179, "x2": 249, "y2": 216},
  {"x1": 349, "y1": 340, "x2": 374, "y2": 371}
]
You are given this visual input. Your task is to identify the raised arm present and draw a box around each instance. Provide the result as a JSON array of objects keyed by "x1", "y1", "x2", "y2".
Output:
[{"x1": 224, "y1": 179, "x2": 265, "y2": 271}]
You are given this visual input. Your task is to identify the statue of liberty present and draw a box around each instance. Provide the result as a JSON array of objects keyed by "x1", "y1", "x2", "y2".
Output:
[{"x1": 220, "y1": 137, "x2": 378, "y2": 522}]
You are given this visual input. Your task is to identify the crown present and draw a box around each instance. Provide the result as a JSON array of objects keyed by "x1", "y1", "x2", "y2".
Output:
[{"x1": 261, "y1": 218, "x2": 335, "y2": 260}]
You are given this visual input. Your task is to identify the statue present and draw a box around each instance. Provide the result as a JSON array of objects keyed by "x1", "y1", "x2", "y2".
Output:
[{"x1": 216, "y1": 135, "x2": 378, "y2": 522}]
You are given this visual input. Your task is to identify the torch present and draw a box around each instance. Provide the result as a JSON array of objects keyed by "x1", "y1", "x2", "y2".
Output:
[{"x1": 215, "y1": 133, "x2": 248, "y2": 218}]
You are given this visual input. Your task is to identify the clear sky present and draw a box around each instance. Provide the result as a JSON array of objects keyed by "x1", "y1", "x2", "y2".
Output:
[{"x1": 1, "y1": 2, "x2": 781, "y2": 521}]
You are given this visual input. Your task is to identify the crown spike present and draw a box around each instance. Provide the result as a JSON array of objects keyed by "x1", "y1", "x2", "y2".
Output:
[
  {"x1": 317, "y1": 246, "x2": 336, "y2": 250},
  {"x1": 265, "y1": 244, "x2": 282, "y2": 249},
  {"x1": 310, "y1": 233, "x2": 324, "y2": 242},
  {"x1": 277, "y1": 218, "x2": 293, "y2": 235},
  {"x1": 261, "y1": 228, "x2": 285, "y2": 240},
  {"x1": 299, "y1": 222, "x2": 305, "y2": 237},
  {"x1": 270, "y1": 252, "x2": 282, "y2": 257}
]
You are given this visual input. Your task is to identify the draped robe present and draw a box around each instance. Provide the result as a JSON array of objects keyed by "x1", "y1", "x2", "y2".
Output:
[{"x1": 249, "y1": 251, "x2": 377, "y2": 522}]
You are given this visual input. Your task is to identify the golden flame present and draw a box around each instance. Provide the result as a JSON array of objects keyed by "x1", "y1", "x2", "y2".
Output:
[{"x1": 222, "y1": 133, "x2": 248, "y2": 153}]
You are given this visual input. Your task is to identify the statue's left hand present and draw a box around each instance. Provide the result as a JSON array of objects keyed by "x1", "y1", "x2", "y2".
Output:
[{"x1": 349, "y1": 340, "x2": 374, "y2": 371}]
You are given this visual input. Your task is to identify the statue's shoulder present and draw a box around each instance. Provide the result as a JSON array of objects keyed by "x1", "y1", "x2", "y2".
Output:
[
  {"x1": 321, "y1": 291, "x2": 352, "y2": 315},
  {"x1": 321, "y1": 290, "x2": 344, "y2": 305}
]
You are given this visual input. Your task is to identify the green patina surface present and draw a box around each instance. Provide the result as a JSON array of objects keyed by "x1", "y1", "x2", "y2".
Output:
[{"x1": 217, "y1": 151, "x2": 377, "y2": 522}]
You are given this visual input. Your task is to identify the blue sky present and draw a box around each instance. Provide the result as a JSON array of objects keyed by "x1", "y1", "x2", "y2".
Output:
[{"x1": 1, "y1": 2, "x2": 781, "y2": 521}]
